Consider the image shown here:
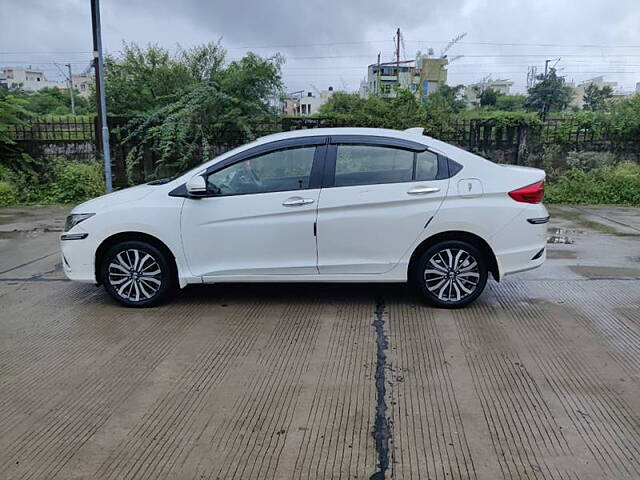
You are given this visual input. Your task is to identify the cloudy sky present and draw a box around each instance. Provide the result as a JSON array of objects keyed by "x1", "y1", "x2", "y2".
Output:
[{"x1": 2, "y1": 0, "x2": 640, "y2": 94}]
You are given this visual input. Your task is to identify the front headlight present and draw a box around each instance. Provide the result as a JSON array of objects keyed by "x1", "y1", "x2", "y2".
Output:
[{"x1": 64, "y1": 213, "x2": 95, "y2": 232}]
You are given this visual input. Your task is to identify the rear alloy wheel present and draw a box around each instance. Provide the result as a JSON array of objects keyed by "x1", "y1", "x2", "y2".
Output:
[
  {"x1": 101, "y1": 240, "x2": 174, "y2": 307},
  {"x1": 414, "y1": 240, "x2": 488, "y2": 308}
]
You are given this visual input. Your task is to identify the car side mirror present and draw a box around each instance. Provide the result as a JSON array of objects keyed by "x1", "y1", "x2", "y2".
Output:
[{"x1": 186, "y1": 175, "x2": 208, "y2": 197}]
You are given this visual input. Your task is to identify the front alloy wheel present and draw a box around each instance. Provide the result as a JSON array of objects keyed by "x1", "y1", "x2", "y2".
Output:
[
  {"x1": 414, "y1": 240, "x2": 488, "y2": 308},
  {"x1": 101, "y1": 240, "x2": 174, "y2": 307}
]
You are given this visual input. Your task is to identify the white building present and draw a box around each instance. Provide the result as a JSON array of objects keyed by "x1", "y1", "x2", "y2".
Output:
[
  {"x1": 283, "y1": 87, "x2": 335, "y2": 116},
  {"x1": 1, "y1": 66, "x2": 60, "y2": 92},
  {"x1": 71, "y1": 74, "x2": 93, "y2": 98},
  {"x1": 1, "y1": 66, "x2": 93, "y2": 98},
  {"x1": 464, "y1": 78, "x2": 514, "y2": 107},
  {"x1": 569, "y1": 76, "x2": 618, "y2": 109}
]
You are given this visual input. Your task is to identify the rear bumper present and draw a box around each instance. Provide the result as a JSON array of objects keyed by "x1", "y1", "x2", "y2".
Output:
[
  {"x1": 491, "y1": 204, "x2": 548, "y2": 278},
  {"x1": 498, "y1": 245, "x2": 546, "y2": 277}
]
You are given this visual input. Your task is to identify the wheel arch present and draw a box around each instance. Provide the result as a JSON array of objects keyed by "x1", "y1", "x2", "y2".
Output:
[
  {"x1": 407, "y1": 230, "x2": 500, "y2": 282},
  {"x1": 94, "y1": 231, "x2": 179, "y2": 286}
]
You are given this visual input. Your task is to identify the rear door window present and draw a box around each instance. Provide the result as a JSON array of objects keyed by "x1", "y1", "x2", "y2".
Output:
[{"x1": 334, "y1": 145, "x2": 414, "y2": 187}]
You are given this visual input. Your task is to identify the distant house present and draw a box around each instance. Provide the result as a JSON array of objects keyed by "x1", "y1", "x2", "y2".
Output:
[
  {"x1": 1, "y1": 66, "x2": 93, "y2": 97},
  {"x1": 1, "y1": 66, "x2": 61, "y2": 92},
  {"x1": 282, "y1": 87, "x2": 335, "y2": 116},
  {"x1": 568, "y1": 76, "x2": 618, "y2": 109},
  {"x1": 71, "y1": 74, "x2": 93, "y2": 98},
  {"x1": 464, "y1": 78, "x2": 514, "y2": 107},
  {"x1": 360, "y1": 53, "x2": 448, "y2": 99}
]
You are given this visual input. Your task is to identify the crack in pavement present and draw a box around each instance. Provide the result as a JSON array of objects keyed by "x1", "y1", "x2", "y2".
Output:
[{"x1": 370, "y1": 295, "x2": 391, "y2": 480}]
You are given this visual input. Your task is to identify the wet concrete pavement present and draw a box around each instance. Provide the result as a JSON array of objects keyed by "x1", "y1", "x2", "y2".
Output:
[{"x1": 1, "y1": 204, "x2": 639, "y2": 480}]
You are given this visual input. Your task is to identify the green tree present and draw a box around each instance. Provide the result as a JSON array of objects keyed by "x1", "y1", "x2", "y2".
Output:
[
  {"x1": 116, "y1": 44, "x2": 284, "y2": 178},
  {"x1": 494, "y1": 94, "x2": 527, "y2": 112},
  {"x1": 317, "y1": 92, "x2": 366, "y2": 115},
  {"x1": 102, "y1": 42, "x2": 194, "y2": 114},
  {"x1": 21, "y1": 87, "x2": 91, "y2": 115},
  {"x1": 582, "y1": 84, "x2": 613, "y2": 111},
  {"x1": 525, "y1": 68, "x2": 573, "y2": 119},
  {"x1": 425, "y1": 84, "x2": 466, "y2": 113},
  {"x1": 479, "y1": 88, "x2": 499, "y2": 107},
  {"x1": 0, "y1": 89, "x2": 30, "y2": 147},
  {"x1": 608, "y1": 94, "x2": 640, "y2": 144}
]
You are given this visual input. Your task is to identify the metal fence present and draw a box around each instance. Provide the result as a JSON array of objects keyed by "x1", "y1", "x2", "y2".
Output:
[{"x1": 5, "y1": 115, "x2": 639, "y2": 185}]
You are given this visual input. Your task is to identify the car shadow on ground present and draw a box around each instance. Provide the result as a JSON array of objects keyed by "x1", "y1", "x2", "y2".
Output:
[{"x1": 172, "y1": 281, "x2": 415, "y2": 306}]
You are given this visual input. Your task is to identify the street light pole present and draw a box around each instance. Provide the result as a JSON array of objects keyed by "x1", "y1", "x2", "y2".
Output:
[{"x1": 90, "y1": 0, "x2": 113, "y2": 193}]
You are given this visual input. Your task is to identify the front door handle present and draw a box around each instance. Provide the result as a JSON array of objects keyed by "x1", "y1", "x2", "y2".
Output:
[
  {"x1": 407, "y1": 186, "x2": 440, "y2": 195},
  {"x1": 282, "y1": 196, "x2": 315, "y2": 207}
]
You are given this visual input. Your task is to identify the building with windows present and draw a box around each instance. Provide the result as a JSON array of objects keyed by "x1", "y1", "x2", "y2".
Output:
[
  {"x1": 359, "y1": 54, "x2": 448, "y2": 100},
  {"x1": 463, "y1": 78, "x2": 514, "y2": 107},
  {"x1": 569, "y1": 76, "x2": 618, "y2": 109},
  {"x1": 71, "y1": 74, "x2": 93, "y2": 98},
  {"x1": 1, "y1": 66, "x2": 60, "y2": 92},
  {"x1": 282, "y1": 87, "x2": 335, "y2": 116},
  {"x1": 0, "y1": 66, "x2": 93, "y2": 97}
]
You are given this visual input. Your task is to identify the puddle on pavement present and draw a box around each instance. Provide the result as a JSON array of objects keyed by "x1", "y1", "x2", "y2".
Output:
[
  {"x1": 0, "y1": 227, "x2": 62, "y2": 240},
  {"x1": 547, "y1": 235, "x2": 574, "y2": 244},
  {"x1": 547, "y1": 250, "x2": 577, "y2": 259},
  {"x1": 547, "y1": 227, "x2": 585, "y2": 245},
  {"x1": 0, "y1": 214, "x2": 20, "y2": 225},
  {"x1": 570, "y1": 265, "x2": 640, "y2": 279},
  {"x1": 551, "y1": 227, "x2": 585, "y2": 236}
]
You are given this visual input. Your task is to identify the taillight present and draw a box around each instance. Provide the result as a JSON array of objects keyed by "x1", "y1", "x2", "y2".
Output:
[{"x1": 508, "y1": 180, "x2": 544, "y2": 204}]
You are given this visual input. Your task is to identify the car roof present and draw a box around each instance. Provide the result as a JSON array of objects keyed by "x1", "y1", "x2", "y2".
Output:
[
  {"x1": 251, "y1": 127, "x2": 430, "y2": 146},
  {"x1": 249, "y1": 127, "x2": 473, "y2": 158}
]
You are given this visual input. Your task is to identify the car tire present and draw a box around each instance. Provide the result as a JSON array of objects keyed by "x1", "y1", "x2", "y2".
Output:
[
  {"x1": 100, "y1": 240, "x2": 175, "y2": 308},
  {"x1": 413, "y1": 240, "x2": 488, "y2": 309}
]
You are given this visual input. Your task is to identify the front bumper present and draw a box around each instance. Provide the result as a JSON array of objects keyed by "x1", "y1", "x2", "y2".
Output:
[{"x1": 60, "y1": 232, "x2": 97, "y2": 283}]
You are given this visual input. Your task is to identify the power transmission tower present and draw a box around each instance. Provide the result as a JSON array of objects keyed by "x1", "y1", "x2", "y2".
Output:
[{"x1": 90, "y1": 0, "x2": 113, "y2": 193}]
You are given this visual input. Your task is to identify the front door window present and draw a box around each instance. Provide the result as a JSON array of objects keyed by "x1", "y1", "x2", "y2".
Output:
[{"x1": 206, "y1": 146, "x2": 316, "y2": 196}]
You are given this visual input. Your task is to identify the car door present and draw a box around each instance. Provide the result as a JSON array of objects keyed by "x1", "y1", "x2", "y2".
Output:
[
  {"x1": 180, "y1": 138, "x2": 326, "y2": 278},
  {"x1": 316, "y1": 137, "x2": 449, "y2": 274}
]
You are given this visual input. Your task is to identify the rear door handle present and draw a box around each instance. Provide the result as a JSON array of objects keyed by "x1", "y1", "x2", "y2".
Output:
[
  {"x1": 407, "y1": 186, "x2": 440, "y2": 195},
  {"x1": 282, "y1": 196, "x2": 315, "y2": 207}
]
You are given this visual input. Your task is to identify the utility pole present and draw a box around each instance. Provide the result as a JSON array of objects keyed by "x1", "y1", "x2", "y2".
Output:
[
  {"x1": 90, "y1": 0, "x2": 113, "y2": 193},
  {"x1": 395, "y1": 27, "x2": 401, "y2": 88},
  {"x1": 376, "y1": 52, "x2": 381, "y2": 96},
  {"x1": 65, "y1": 63, "x2": 76, "y2": 116}
]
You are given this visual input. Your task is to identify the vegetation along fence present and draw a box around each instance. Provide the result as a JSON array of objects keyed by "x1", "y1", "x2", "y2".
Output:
[{"x1": 5, "y1": 115, "x2": 640, "y2": 187}]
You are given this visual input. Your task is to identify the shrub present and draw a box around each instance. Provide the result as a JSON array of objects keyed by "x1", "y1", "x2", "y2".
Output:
[
  {"x1": 45, "y1": 159, "x2": 105, "y2": 204},
  {"x1": 546, "y1": 161, "x2": 640, "y2": 205},
  {"x1": 565, "y1": 151, "x2": 617, "y2": 170},
  {"x1": 0, "y1": 179, "x2": 18, "y2": 207}
]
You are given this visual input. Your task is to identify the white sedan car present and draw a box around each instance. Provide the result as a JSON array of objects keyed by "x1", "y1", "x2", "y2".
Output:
[{"x1": 60, "y1": 127, "x2": 548, "y2": 308}]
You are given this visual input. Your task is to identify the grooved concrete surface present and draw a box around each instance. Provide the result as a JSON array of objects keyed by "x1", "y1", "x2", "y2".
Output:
[{"x1": 1, "y1": 204, "x2": 639, "y2": 480}]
